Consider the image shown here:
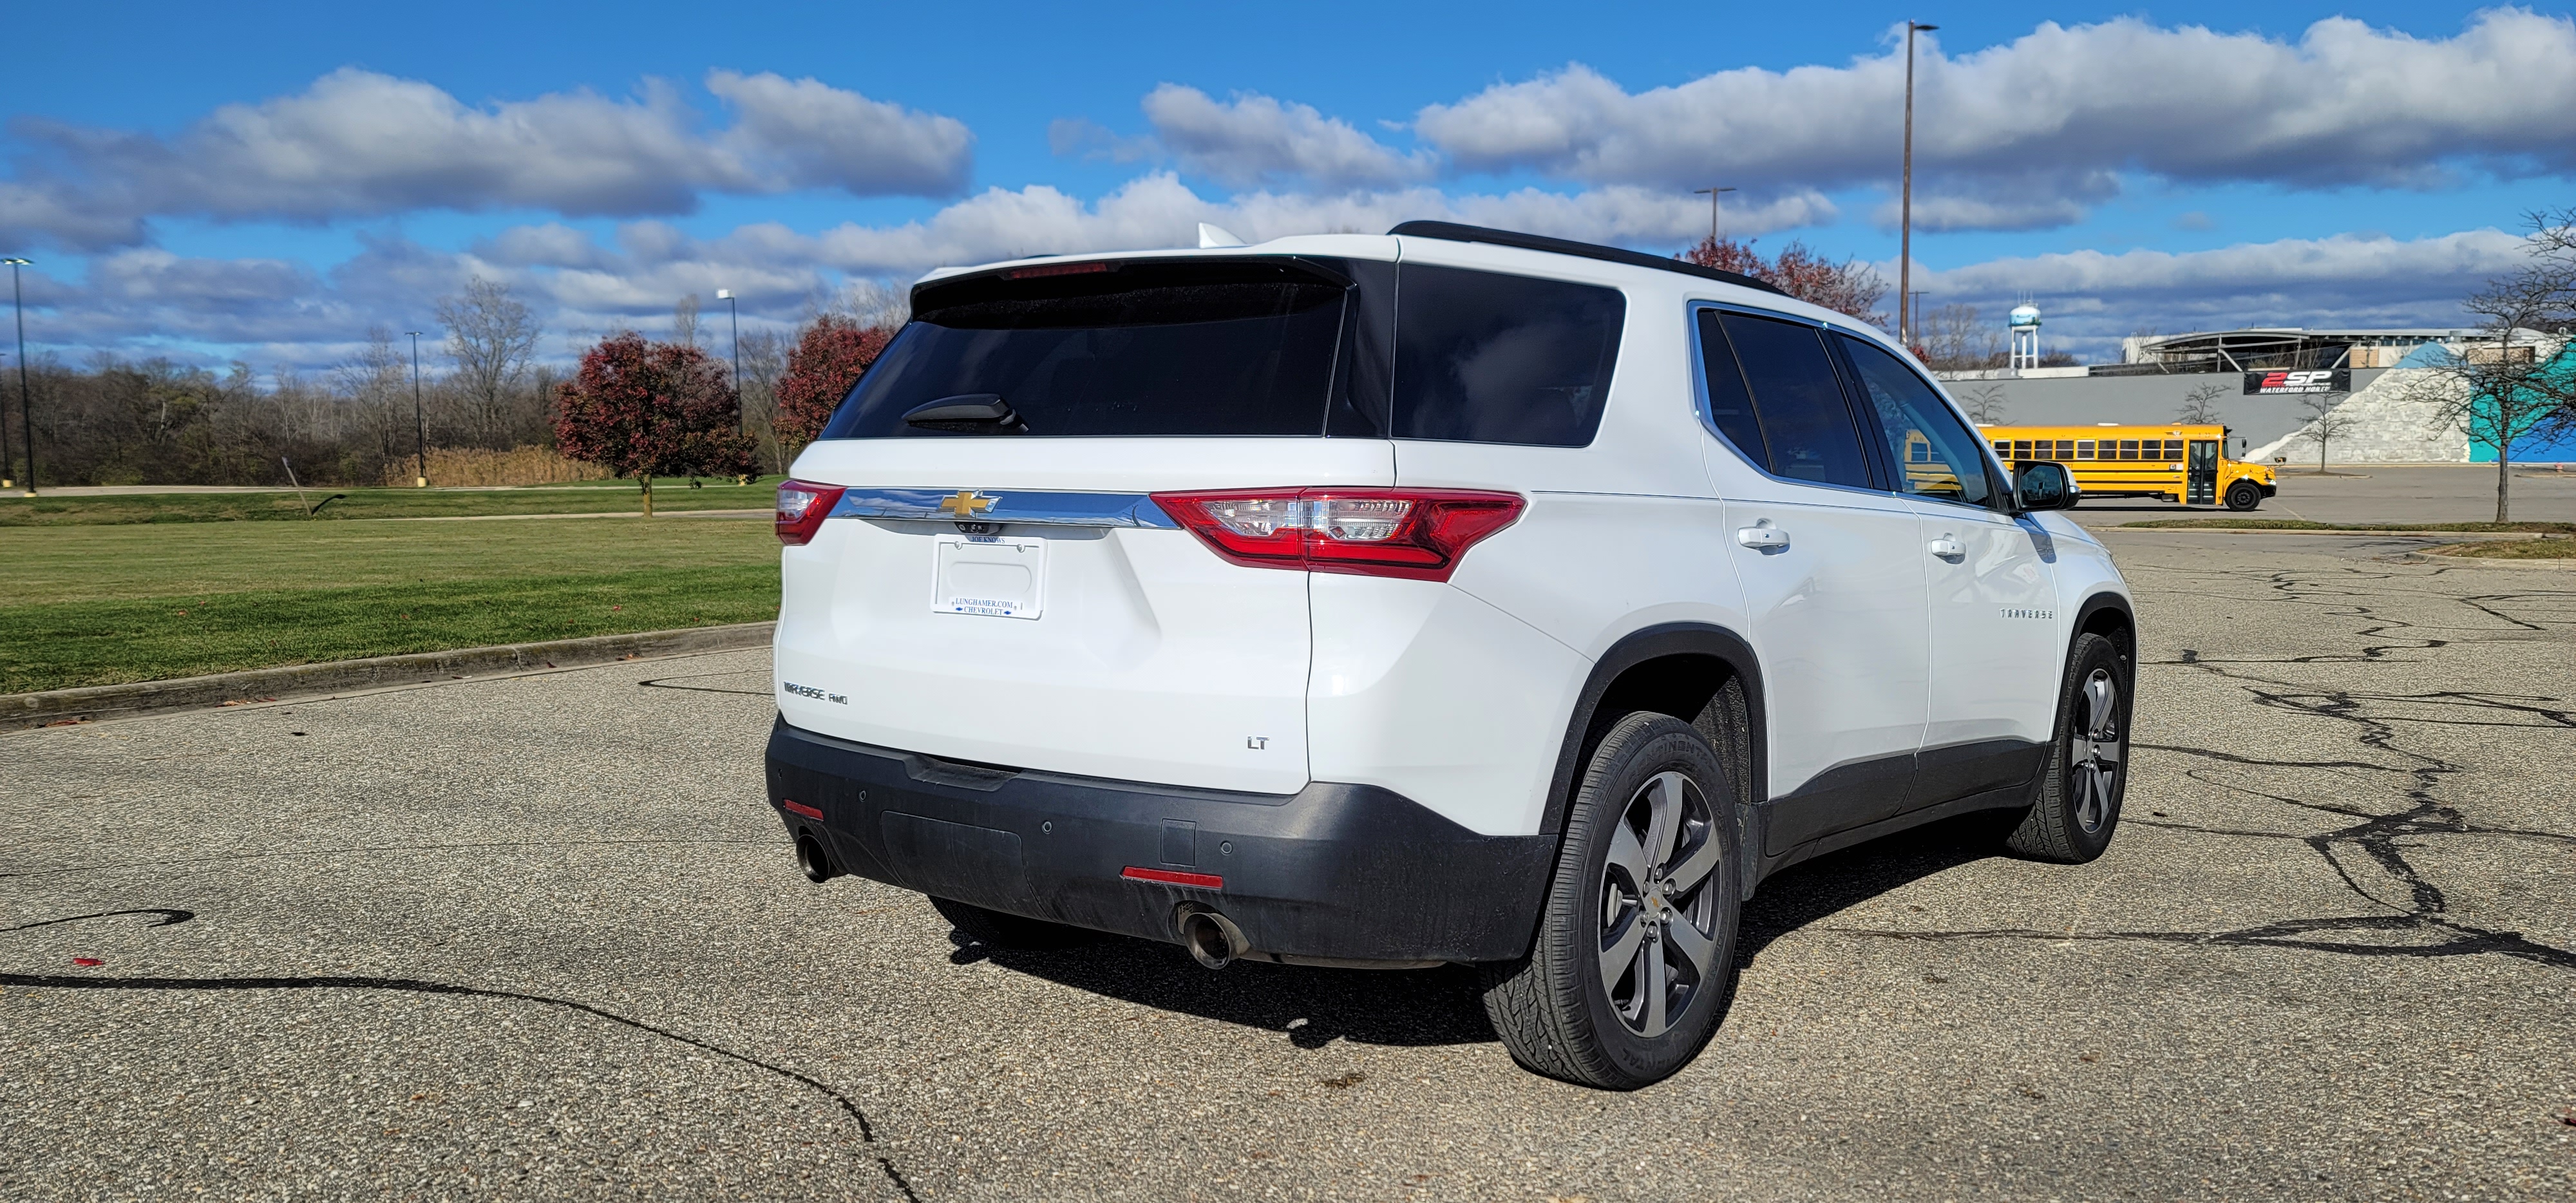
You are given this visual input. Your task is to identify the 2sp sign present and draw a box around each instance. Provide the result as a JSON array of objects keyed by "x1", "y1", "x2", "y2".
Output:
[{"x1": 2244, "y1": 368, "x2": 2351, "y2": 395}]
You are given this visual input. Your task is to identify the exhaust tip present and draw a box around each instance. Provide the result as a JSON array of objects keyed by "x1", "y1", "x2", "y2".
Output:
[
  {"x1": 794, "y1": 833, "x2": 837, "y2": 884},
  {"x1": 1177, "y1": 907, "x2": 1247, "y2": 970}
]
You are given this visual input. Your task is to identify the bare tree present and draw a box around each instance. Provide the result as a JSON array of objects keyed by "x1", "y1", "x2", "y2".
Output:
[
  {"x1": 2176, "y1": 381, "x2": 2229, "y2": 425},
  {"x1": 737, "y1": 328, "x2": 792, "y2": 474},
  {"x1": 435, "y1": 278, "x2": 541, "y2": 448},
  {"x1": 1960, "y1": 384, "x2": 2009, "y2": 425},
  {"x1": 2403, "y1": 208, "x2": 2576, "y2": 521},
  {"x1": 1920, "y1": 303, "x2": 2003, "y2": 372},
  {"x1": 672, "y1": 293, "x2": 703, "y2": 348},
  {"x1": 334, "y1": 327, "x2": 414, "y2": 466},
  {"x1": 833, "y1": 278, "x2": 911, "y2": 329},
  {"x1": 2295, "y1": 389, "x2": 2356, "y2": 475}
]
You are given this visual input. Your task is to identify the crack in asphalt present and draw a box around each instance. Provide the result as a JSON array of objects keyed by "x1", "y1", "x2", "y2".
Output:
[
  {"x1": 638, "y1": 670, "x2": 772, "y2": 697},
  {"x1": 5, "y1": 907, "x2": 195, "y2": 932},
  {"x1": 0, "y1": 910, "x2": 919, "y2": 1202},
  {"x1": 0, "y1": 836, "x2": 778, "y2": 881},
  {"x1": 1847, "y1": 560, "x2": 2576, "y2": 972}
]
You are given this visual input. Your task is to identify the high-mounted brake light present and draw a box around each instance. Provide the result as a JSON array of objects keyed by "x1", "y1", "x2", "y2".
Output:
[
  {"x1": 1151, "y1": 488, "x2": 1525, "y2": 582},
  {"x1": 1005, "y1": 261, "x2": 1113, "y2": 279},
  {"x1": 776, "y1": 480, "x2": 846, "y2": 545}
]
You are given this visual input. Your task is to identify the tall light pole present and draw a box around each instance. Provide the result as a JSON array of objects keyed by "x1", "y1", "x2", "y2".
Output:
[
  {"x1": 0, "y1": 346, "x2": 12, "y2": 491},
  {"x1": 716, "y1": 289, "x2": 741, "y2": 432},
  {"x1": 1690, "y1": 186, "x2": 1736, "y2": 248},
  {"x1": 5, "y1": 257, "x2": 32, "y2": 496},
  {"x1": 1899, "y1": 20, "x2": 1937, "y2": 352},
  {"x1": 406, "y1": 330, "x2": 426, "y2": 488}
]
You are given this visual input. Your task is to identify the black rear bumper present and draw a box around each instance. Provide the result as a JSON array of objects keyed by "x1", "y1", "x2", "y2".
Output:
[{"x1": 764, "y1": 717, "x2": 1553, "y2": 963}]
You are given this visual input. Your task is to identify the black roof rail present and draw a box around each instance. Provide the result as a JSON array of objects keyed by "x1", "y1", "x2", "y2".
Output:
[{"x1": 1387, "y1": 220, "x2": 1788, "y2": 298}]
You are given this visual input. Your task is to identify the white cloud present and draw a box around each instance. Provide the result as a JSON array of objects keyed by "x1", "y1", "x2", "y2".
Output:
[
  {"x1": 1139, "y1": 85, "x2": 1432, "y2": 189},
  {"x1": 1912, "y1": 229, "x2": 2530, "y2": 352},
  {"x1": 23, "y1": 171, "x2": 2530, "y2": 375},
  {"x1": 706, "y1": 70, "x2": 972, "y2": 196},
  {"x1": 807, "y1": 174, "x2": 1835, "y2": 276},
  {"x1": 1, "y1": 68, "x2": 974, "y2": 251},
  {"x1": 1414, "y1": 9, "x2": 2576, "y2": 227}
]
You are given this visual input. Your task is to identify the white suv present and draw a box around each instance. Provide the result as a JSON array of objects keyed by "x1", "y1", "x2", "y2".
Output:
[{"x1": 766, "y1": 222, "x2": 2134, "y2": 1089}]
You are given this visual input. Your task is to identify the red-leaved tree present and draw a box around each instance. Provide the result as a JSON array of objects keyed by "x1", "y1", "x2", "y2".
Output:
[
  {"x1": 773, "y1": 314, "x2": 896, "y2": 459},
  {"x1": 552, "y1": 332, "x2": 757, "y2": 515},
  {"x1": 1683, "y1": 236, "x2": 1892, "y2": 329}
]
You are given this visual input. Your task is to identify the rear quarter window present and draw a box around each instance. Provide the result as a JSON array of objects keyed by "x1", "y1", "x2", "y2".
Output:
[{"x1": 1392, "y1": 264, "x2": 1625, "y2": 447}]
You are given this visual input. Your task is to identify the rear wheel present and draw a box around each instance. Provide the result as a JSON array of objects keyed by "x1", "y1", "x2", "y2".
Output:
[
  {"x1": 1481, "y1": 712, "x2": 1740, "y2": 1090},
  {"x1": 2007, "y1": 632, "x2": 2132, "y2": 864},
  {"x1": 2224, "y1": 480, "x2": 2263, "y2": 511},
  {"x1": 931, "y1": 896, "x2": 1094, "y2": 949}
]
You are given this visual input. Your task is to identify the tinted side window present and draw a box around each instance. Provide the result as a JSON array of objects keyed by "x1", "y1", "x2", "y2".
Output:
[
  {"x1": 1694, "y1": 309, "x2": 1767, "y2": 466},
  {"x1": 1393, "y1": 264, "x2": 1625, "y2": 446},
  {"x1": 1716, "y1": 312, "x2": 1873, "y2": 489},
  {"x1": 1837, "y1": 334, "x2": 1997, "y2": 508}
]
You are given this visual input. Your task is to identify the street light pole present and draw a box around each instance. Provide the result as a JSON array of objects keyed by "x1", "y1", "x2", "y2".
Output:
[
  {"x1": 0, "y1": 345, "x2": 12, "y2": 491},
  {"x1": 1690, "y1": 186, "x2": 1736, "y2": 247},
  {"x1": 716, "y1": 289, "x2": 741, "y2": 433},
  {"x1": 1899, "y1": 20, "x2": 1937, "y2": 352},
  {"x1": 406, "y1": 330, "x2": 426, "y2": 488},
  {"x1": 5, "y1": 257, "x2": 32, "y2": 496}
]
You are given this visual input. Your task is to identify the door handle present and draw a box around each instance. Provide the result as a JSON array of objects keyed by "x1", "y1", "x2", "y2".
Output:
[
  {"x1": 1927, "y1": 535, "x2": 1965, "y2": 561},
  {"x1": 1736, "y1": 526, "x2": 1790, "y2": 550}
]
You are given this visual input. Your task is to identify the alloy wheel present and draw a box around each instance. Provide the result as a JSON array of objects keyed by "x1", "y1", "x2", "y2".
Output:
[
  {"x1": 1597, "y1": 770, "x2": 1723, "y2": 1037},
  {"x1": 2072, "y1": 668, "x2": 2123, "y2": 833}
]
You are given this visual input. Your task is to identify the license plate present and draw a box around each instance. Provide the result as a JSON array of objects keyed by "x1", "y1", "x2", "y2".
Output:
[{"x1": 933, "y1": 535, "x2": 1046, "y2": 620}]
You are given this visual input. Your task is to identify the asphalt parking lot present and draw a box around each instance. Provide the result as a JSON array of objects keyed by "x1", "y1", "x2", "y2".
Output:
[{"x1": 6, "y1": 531, "x2": 2573, "y2": 1200}]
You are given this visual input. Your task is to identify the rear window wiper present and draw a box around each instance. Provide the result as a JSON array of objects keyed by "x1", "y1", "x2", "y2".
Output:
[{"x1": 904, "y1": 394, "x2": 1028, "y2": 434}]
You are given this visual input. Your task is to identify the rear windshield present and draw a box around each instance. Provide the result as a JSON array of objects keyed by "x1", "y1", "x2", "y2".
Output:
[{"x1": 817, "y1": 259, "x2": 1349, "y2": 439}]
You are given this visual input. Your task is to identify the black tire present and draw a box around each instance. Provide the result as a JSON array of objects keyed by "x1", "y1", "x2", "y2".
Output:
[
  {"x1": 2224, "y1": 480, "x2": 2262, "y2": 511},
  {"x1": 2007, "y1": 631, "x2": 2132, "y2": 864},
  {"x1": 930, "y1": 896, "x2": 1094, "y2": 949},
  {"x1": 1480, "y1": 712, "x2": 1741, "y2": 1090}
]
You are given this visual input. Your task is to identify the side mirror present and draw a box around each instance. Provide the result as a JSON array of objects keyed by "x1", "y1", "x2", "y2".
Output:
[{"x1": 2015, "y1": 461, "x2": 2078, "y2": 511}]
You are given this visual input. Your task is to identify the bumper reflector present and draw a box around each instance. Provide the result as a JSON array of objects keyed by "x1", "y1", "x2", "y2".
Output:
[
  {"x1": 781, "y1": 799, "x2": 825, "y2": 820},
  {"x1": 1122, "y1": 866, "x2": 1223, "y2": 889}
]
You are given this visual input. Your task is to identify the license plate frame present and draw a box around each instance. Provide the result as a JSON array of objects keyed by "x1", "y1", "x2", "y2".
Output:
[{"x1": 932, "y1": 534, "x2": 1047, "y2": 620}]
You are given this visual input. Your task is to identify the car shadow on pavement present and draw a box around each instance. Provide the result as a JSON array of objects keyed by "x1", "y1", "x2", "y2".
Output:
[
  {"x1": 960, "y1": 933, "x2": 1498, "y2": 1048},
  {"x1": 951, "y1": 813, "x2": 2015, "y2": 1051},
  {"x1": 1735, "y1": 811, "x2": 2019, "y2": 965}
]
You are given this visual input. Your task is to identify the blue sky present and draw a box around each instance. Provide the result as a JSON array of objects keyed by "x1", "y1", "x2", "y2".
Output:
[{"x1": 3, "y1": 1, "x2": 2569, "y2": 374}]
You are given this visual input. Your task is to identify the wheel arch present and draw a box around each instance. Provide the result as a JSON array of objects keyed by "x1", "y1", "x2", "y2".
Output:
[
  {"x1": 1542, "y1": 623, "x2": 1767, "y2": 838},
  {"x1": 2071, "y1": 591, "x2": 2136, "y2": 667}
]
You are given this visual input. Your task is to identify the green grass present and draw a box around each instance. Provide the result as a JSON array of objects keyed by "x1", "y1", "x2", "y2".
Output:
[
  {"x1": 0, "y1": 516, "x2": 781, "y2": 693},
  {"x1": 2119, "y1": 518, "x2": 2576, "y2": 533},
  {"x1": 2427, "y1": 538, "x2": 2576, "y2": 559},
  {"x1": 0, "y1": 478, "x2": 781, "y2": 526}
]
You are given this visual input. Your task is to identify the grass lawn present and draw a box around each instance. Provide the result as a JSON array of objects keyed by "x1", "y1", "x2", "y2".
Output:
[
  {"x1": 1, "y1": 516, "x2": 780, "y2": 694},
  {"x1": 2427, "y1": 538, "x2": 2576, "y2": 559},
  {"x1": 2119, "y1": 518, "x2": 2576, "y2": 533},
  {"x1": 0, "y1": 478, "x2": 782, "y2": 526}
]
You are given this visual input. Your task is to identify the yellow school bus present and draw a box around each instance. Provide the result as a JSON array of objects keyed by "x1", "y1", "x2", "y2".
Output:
[{"x1": 1976, "y1": 424, "x2": 2278, "y2": 511}]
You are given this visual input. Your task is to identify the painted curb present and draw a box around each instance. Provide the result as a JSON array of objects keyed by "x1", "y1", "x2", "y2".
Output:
[{"x1": 4, "y1": 621, "x2": 775, "y2": 730}]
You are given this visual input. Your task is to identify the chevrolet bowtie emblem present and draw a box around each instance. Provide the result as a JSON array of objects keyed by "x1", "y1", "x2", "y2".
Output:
[{"x1": 937, "y1": 489, "x2": 997, "y2": 517}]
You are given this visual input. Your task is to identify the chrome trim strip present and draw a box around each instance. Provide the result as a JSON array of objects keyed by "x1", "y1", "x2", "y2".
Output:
[{"x1": 827, "y1": 487, "x2": 1179, "y2": 529}]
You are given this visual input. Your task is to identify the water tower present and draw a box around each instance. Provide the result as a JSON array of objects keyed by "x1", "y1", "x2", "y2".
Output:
[{"x1": 2008, "y1": 302, "x2": 2042, "y2": 372}]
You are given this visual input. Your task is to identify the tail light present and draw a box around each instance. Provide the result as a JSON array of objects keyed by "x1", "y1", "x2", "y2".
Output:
[
  {"x1": 776, "y1": 480, "x2": 846, "y2": 545},
  {"x1": 1151, "y1": 488, "x2": 1525, "y2": 582}
]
